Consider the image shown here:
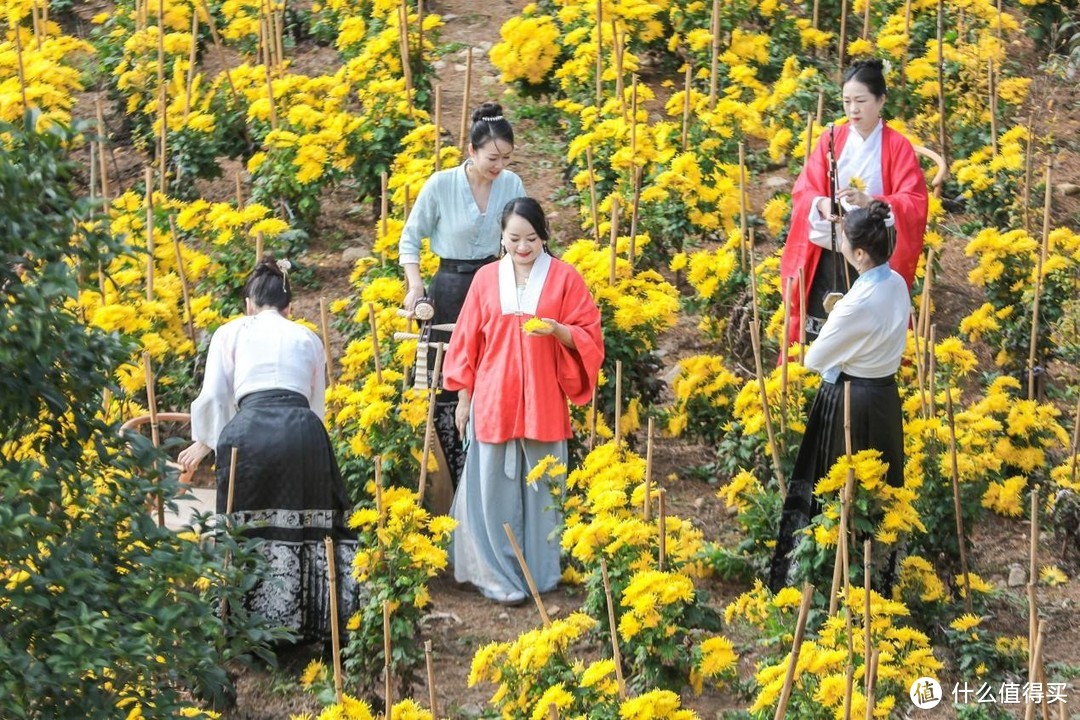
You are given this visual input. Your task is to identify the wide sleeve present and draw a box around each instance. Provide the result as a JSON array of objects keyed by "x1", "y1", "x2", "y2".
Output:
[
  {"x1": 554, "y1": 267, "x2": 604, "y2": 405},
  {"x1": 441, "y1": 276, "x2": 487, "y2": 395},
  {"x1": 190, "y1": 323, "x2": 238, "y2": 449},
  {"x1": 879, "y1": 129, "x2": 929, "y2": 288},
  {"x1": 398, "y1": 172, "x2": 442, "y2": 266},
  {"x1": 780, "y1": 131, "x2": 834, "y2": 284}
]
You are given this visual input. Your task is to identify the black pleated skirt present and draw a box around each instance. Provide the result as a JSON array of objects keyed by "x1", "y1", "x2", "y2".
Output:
[
  {"x1": 768, "y1": 373, "x2": 903, "y2": 592},
  {"x1": 216, "y1": 389, "x2": 361, "y2": 641}
]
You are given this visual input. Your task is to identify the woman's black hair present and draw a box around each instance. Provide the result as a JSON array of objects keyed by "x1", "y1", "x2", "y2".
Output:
[
  {"x1": 843, "y1": 200, "x2": 895, "y2": 266},
  {"x1": 501, "y1": 197, "x2": 550, "y2": 241},
  {"x1": 469, "y1": 102, "x2": 514, "y2": 151},
  {"x1": 842, "y1": 59, "x2": 887, "y2": 99},
  {"x1": 244, "y1": 253, "x2": 290, "y2": 310}
]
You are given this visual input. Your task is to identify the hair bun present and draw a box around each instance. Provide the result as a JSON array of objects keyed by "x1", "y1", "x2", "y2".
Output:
[
  {"x1": 866, "y1": 199, "x2": 891, "y2": 224},
  {"x1": 472, "y1": 102, "x2": 504, "y2": 123}
]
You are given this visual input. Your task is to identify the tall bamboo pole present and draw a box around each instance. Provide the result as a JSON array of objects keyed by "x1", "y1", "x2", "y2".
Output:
[
  {"x1": 325, "y1": 537, "x2": 344, "y2": 704},
  {"x1": 586, "y1": 149, "x2": 601, "y2": 243},
  {"x1": 398, "y1": 2, "x2": 414, "y2": 119},
  {"x1": 944, "y1": 383, "x2": 973, "y2": 614},
  {"x1": 1027, "y1": 161, "x2": 1052, "y2": 400},
  {"x1": 383, "y1": 600, "x2": 393, "y2": 710},
  {"x1": 183, "y1": 9, "x2": 199, "y2": 123},
  {"x1": 750, "y1": 319, "x2": 787, "y2": 497},
  {"x1": 418, "y1": 345, "x2": 446, "y2": 501},
  {"x1": 594, "y1": 0, "x2": 603, "y2": 108},
  {"x1": 613, "y1": 360, "x2": 623, "y2": 448},
  {"x1": 600, "y1": 558, "x2": 628, "y2": 699},
  {"x1": 837, "y1": 0, "x2": 849, "y2": 83},
  {"x1": 773, "y1": 584, "x2": 815, "y2": 720},
  {"x1": 368, "y1": 302, "x2": 383, "y2": 384},
  {"x1": 709, "y1": 0, "x2": 721, "y2": 109},
  {"x1": 681, "y1": 64, "x2": 693, "y2": 151},
  {"x1": 424, "y1": 640, "x2": 438, "y2": 717},
  {"x1": 168, "y1": 216, "x2": 195, "y2": 343},
  {"x1": 320, "y1": 297, "x2": 335, "y2": 387},
  {"x1": 988, "y1": 60, "x2": 998, "y2": 156},
  {"x1": 612, "y1": 21, "x2": 625, "y2": 117},
  {"x1": 157, "y1": 0, "x2": 168, "y2": 194},
  {"x1": 738, "y1": 142, "x2": 748, "y2": 270},
  {"x1": 503, "y1": 523, "x2": 551, "y2": 625},
  {"x1": 433, "y1": 84, "x2": 442, "y2": 172},
  {"x1": 644, "y1": 418, "x2": 655, "y2": 521},
  {"x1": 145, "y1": 168, "x2": 156, "y2": 302},
  {"x1": 608, "y1": 197, "x2": 620, "y2": 286},
  {"x1": 458, "y1": 48, "x2": 473, "y2": 149},
  {"x1": 1022, "y1": 112, "x2": 1035, "y2": 234},
  {"x1": 936, "y1": 0, "x2": 947, "y2": 163}
]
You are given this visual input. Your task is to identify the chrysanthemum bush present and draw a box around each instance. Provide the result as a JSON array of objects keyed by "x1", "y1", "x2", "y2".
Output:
[
  {"x1": 343, "y1": 485, "x2": 454, "y2": 697},
  {"x1": 1, "y1": 118, "x2": 279, "y2": 719}
]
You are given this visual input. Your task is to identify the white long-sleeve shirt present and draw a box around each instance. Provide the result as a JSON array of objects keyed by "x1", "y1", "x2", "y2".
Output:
[
  {"x1": 804, "y1": 263, "x2": 910, "y2": 384},
  {"x1": 190, "y1": 309, "x2": 326, "y2": 448}
]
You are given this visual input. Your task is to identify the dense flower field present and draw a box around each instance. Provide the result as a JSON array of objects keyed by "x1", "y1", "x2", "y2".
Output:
[{"x1": 1, "y1": 0, "x2": 1078, "y2": 717}]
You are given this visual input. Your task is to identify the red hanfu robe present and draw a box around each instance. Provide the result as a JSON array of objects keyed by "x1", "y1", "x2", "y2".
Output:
[
  {"x1": 780, "y1": 122, "x2": 928, "y2": 349},
  {"x1": 443, "y1": 254, "x2": 604, "y2": 444}
]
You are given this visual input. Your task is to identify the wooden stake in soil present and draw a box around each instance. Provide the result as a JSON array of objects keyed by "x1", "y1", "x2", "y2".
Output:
[
  {"x1": 944, "y1": 384, "x2": 973, "y2": 614},
  {"x1": 644, "y1": 417, "x2": 655, "y2": 521},
  {"x1": 1028, "y1": 485, "x2": 1039, "y2": 660},
  {"x1": 608, "y1": 196, "x2": 620, "y2": 286},
  {"x1": 936, "y1": 0, "x2": 947, "y2": 164},
  {"x1": 503, "y1": 522, "x2": 551, "y2": 626},
  {"x1": 143, "y1": 352, "x2": 164, "y2": 527},
  {"x1": 836, "y1": 0, "x2": 849, "y2": 83},
  {"x1": 418, "y1": 344, "x2": 446, "y2": 502},
  {"x1": 383, "y1": 599, "x2": 393, "y2": 710},
  {"x1": 681, "y1": 63, "x2": 693, "y2": 151},
  {"x1": 324, "y1": 537, "x2": 344, "y2": 704},
  {"x1": 612, "y1": 21, "x2": 625, "y2": 118},
  {"x1": 863, "y1": 539, "x2": 872, "y2": 696},
  {"x1": 798, "y1": 268, "x2": 807, "y2": 363},
  {"x1": 738, "y1": 142, "x2": 748, "y2": 271},
  {"x1": 433, "y1": 84, "x2": 442, "y2": 172},
  {"x1": 226, "y1": 447, "x2": 238, "y2": 515},
  {"x1": 804, "y1": 112, "x2": 815, "y2": 162},
  {"x1": 1022, "y1": 112, "x2": 1035, "y2": 234},
  {"x1": 368, "y1": 302, "x2": 383, "y2": 384},
  {"x1": 586, "y1": 148, "x2": 601, "y2": 243},
  {"x1": 458, "y1": 47, "x2": 473, "y2": 150},
  {"x1": 319, "y1": 297, "x2": 335, "y2": 387},
  {"x1": 599, "y1": 558, "x2": 628, "y2": 700},
  {"x1": 1028, "y1": 161, "x2": 1052, "y2": 401},
  {"x1": 594, "y1": 0, "x2": 603, "y2": 108},
  {"x1": 780, "y1": 278, "x2": 791, "y2": 436},
  {"x1": 167, "y1": 216, "x2": 195, "y2": 343},
  {"x1": 96, "y1": 97, "x2": 111, "y2": 202},
  {"x1": 145, "y1": 167, "x2": 156, "y2": 302},
  {"x1": 657, "y1": 488, "x2": 667, "y2": 571},
  {"x1": 183, "y1": 10, "x2": 199, "y2": 124},
  {"x1": 613, "y1": 360, "x2": 623, "y2": 448},
  {"x1": 424, "y1": 640, "x2": 438, "y2": 717},
  {"x1": 750, "y1": 319, "x2": 787, "y2": 497},
  {"x1": 829, "y1": 383, "x2": 855, "y2": 617},
  {"x1": 861, "y1": 0, "x2": 872, "y2": 40},
  {"x1": 588, "y1": 384, "x2": 598, "y2": 451},
  {"x1": 709, "y1": 0, "x2": 721, "y2": 110},
  {"x1": 864, "y1": 649, "x2": 880, "y2": 719},
  {"x1": 988, "y1": 60, "x2": 998, "y2": 156},
  {"x1": 398, "y1": 1, "x2": 414, "y2": 119},
  {"x1": 773, "y1": 583, "x2": 815, "y2": 720}
]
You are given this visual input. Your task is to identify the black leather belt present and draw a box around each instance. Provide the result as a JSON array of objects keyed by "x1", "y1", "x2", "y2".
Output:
[{"x1": 438, "y1": 256, "x2": 497, "y2": 274}]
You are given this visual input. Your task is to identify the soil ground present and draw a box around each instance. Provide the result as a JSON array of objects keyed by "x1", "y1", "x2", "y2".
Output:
[{"x1": 64, "y1": 0, "x2": 1080, "y2": 717}]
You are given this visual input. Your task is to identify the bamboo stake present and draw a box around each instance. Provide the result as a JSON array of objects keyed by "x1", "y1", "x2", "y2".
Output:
[
  {"x1": 599, "y1": 558, "x2": 628, "y2": 700},
  {"x1": 30, "y1": 2, "x2": 41, "y2": 50},
  {"x1": 773, "y1": 583, "x2": 815, "y2": 720},
  {"x1": 1028, "y1": 486, "x2": 1039, "y2": 659},
  {"x1": 594, "y1": 0, "x2": 603, "y2": 108},
  {"x1": 549, "y1": 705, "x2": 558, "y2": 720},
  {"x1": 681, "y1": 63, "x2": 693, "y2": 151},
  {"x1": 183, "y1": 9, "x2": 199, "y2": 123},
  {"x1": 936, "y1": 0, "x2": 947, "y2": 164},
  {"x1": 798, "y1": 268, "x2": 807, "y2": 363},
  {"x1": 167, "y1": 216, "x2": 195, "y2": 343},
  {"x1": 418, "y1": 344, "x2": 446, "y2": 501},
  {"x1": 1024, "y1": 621, "x2": 1045, "y2": 720},
  {"x1": 588, "y1": 384, "x2": 598, "y2": 451},
  {"x1": 404, "y1": 185, "x2": 412, "y2": 222},
  {"x1": 864, "y1": 649, "x2": 880, "y2": 719},
  {"x1": 424, "y1": 640, "x2": 438, "y2": 717},
  {"x1": 916, "y1": 248, "x2": 935, "y2": 355},
  {"x1": 657, "y1": 488, "x2": 667, "y2": 570},
  {"x1": 503, "y1": 523, "x2": 550, "y2": 625},
  {"x1": 398, "y1": 2, "x2": 414, "y2": 119},
  {"x1": 325, "y1": 537, "x2": 344, "y2": 704},
  {"x1": 375, "y1": 456, "x2": 384, "y2": 530},
  {"x1": 644, "y1": 418, "x2": 654, "y2": 521},
  {"x1": 255, "y1": 231, "x2": 264, "y2": 264},
  {"x1": 829, "y1": 383, "x2": 855, "y2": 617},
  {"x1": 862, "y1": 0, "x2": 871, "y2": 40},
  {"x1": 274, "y1": 3, "x2": 285, "y2": 71},
  {"x1": 750, "y1": 321, "x2": 786, "y2": 497},
  {"x1": 612, "y1": 21, "x2": 624, "y2": 118},
  {"x1": 1071, "y1": 394, "x2": 1080, "y2": 487},
  {"x1": 96, "y1": 97, "x2": 111, "y2": 202},
  {"x1": 458, "y1": 48, "x2": 473, "y2": 150},
  {"x1": 368, "y1": 302, "x2": 383, "y2": 384},
  {"x1": 145, "y1": 168, "x2": 156, "y2": 302},
  {"x1": 235, "y1": 171, "x2": 244, "y2": 207},
  {"x1": 812, "y1": 0, "x2": 821, "y2": 31},
  {"x1": 816, "y1": 89, "x2": 826, "y2": 127},
  {"x1": 586, "y1": 149, "x2": 601, "y2": 244},
  {"x1": 928, "y1": 325, "x2": 937, "y2": 418},
  {"x1": 988, "y1": 60, "x2": 998, "y2": 156},
  {"x1": 320, "y1": 297, "x2": 335, "y2": 387},
  {"x1": 157, "y1": 0, "x2": 168, "y2": 194},
  {"x1": 628, "y1": 77, "x2": 641, "y2": 267},
  {"x1": 944, "y1": 383, "x2": 973, "y2": 614},
  {"x1": 1028, "y1": 161, "x2": 1052, "y2": 401},
  {"x1": 417, "y1": 0, "x2": 424, "y2": 68},
  {"x1": 738, "y1": 143, "x2": 748, "y2": 270},
  {"x1": 1022, "y1": 112, "x2": 1035, "y2": 234},
  {"x1": 613, "y1": 360, "x2": 624, "y2": 448},
  {"x1": 709, "y1": 0, "x2": 721, "y2": 110},
  {"x1": 804, "y1": 112, "x2": 815, "y2": 162},
  {"x1": 608, "y1": 196, "x2": 620, "y2": 286},
  {"x1": 433, "y1": 84, "x2": 442, "y2": 172},
  {"x1": 263, "y1": 38, "x2": 278, "y2": 129},
  {"x1": 380, "y1": 171, "x2": 389, "y2": 238},
  {"x1": 227, "y1": 447, "x2": 238, "y2": 514},
  {"x1": 383, "y1": 599, "x2": 393, "y2": 710},
  {"x1": 841, "y1": 665, "x2": 855, "y2": 720},
  {"x1": 863, "y1": 539, "x2": 872, "y2": 696},
  {"x1": 143, "y1": 352, "x2": 165, "y2": 527},
  {"x1": 11, "y1": 15, "x2": 29, "y2": 112},
  {"x1": 837, "y1": 0, "x2": 849, "y2": 83},
  {"x1": 900, "y1": 0, "x2": 912, "y2": 109}
]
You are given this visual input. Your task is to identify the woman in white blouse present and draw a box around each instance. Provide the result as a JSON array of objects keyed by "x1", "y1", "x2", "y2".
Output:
[
  {"x1": 179, "y1": 256, "x2": 358, "y2": 644},
  {"x1": 769, "y1": 200, "x2": 909, "y2": 592}
]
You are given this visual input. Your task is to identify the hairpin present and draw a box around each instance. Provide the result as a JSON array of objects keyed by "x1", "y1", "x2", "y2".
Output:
[
  {"x1": 480, "y1": 115, "x2": 504, "y2": 122},
  {"x1": 277, "y1": 259, "x2": 291, "y2": 292}
]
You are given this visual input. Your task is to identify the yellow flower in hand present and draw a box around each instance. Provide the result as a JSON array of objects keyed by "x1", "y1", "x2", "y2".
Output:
[
  {"x1": 522, "y1": 317, "x2": 552, "y2": 334},
  {"x1": 848, "y1": 176, "x2": 866, "y2": 191}
]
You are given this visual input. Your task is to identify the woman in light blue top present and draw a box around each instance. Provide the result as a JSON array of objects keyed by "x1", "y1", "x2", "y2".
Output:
[
  {"x1": 399, "y1": 101, "x2": 526, "y2": 486},
  {"x1": 770, "y1": 200, "x2": 910, "y2": 594}
]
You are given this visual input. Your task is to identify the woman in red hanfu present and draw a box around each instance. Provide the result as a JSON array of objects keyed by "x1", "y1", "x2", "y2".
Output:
[
  {"x1": 442, "y1": 197, "x2": 604, "y2": 606},
  {"x1": 780, "y1": 59, "x2": 928, "y2": 348}
]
